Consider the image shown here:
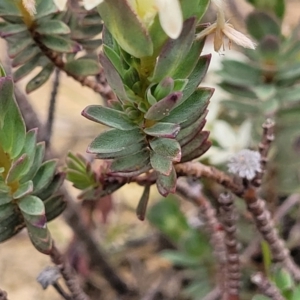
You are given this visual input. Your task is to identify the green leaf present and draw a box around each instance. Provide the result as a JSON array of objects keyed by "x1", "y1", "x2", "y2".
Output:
[
  {"x1": 181, "y1": 54, "x2": 211, "y2": 102},
  {"x1": 13, "y1": 56, "x2": 41, "y2": 82},
  {"x1": 64, "y1": 59, "x2": 100, "y2": 77},
  {"x1": 36, "y1": 172, "x2": 65, "y2": 201},
  {"x1": 32, "y1": 160, "x2": 57, "y2": 194},
  {"x1": 144, "y1": 122, "x2": 180, "y2": 138},
  {"x1": 144, "y1": 92, "x2": 183, "y2": 121},
  {"x1": 18, "y1": 195, "x2": 45, "y2": 222},
  {"x1": 161, "y1": 88, "x2": 212, "y2": 129},
  {"x1": 6, "y1": 154, "x2": 29, "y2": 184},
  {"x1": 95, "y1": 142, "x2": 146, "y2": 159},
  {"x1": 103, "y1": 45, "x2": 124, "y2": 77},
  {"x1": 156, "y1": 165, "x2": 177, "y2": 196},
  {"x1": 35, "y1": 0, "x2": 58, "y2": 18},
  {"x1": 6, "y1": 33, "x2": 32, "y2": 58},
  {"x1": 110, "y1": 149, "x2": 150, "y2": 172},
  {"x1": 150, "y1": 151, "x2": 172, "y2": 175},
  {"x1": 246, "y1": 11, "x2": 280, "y2": 41},
  {"x1": 292, "y1": 285, "x2": 300, "y2": 300},
  {"x1": 88, "y1": 128, "x2": 145, "y2": 154},
  {"x1": 150, "y1": 138, "x2": 181, "y2": 162},
  {"x1": 0, "y1": 23, "x2": 26, "y2": 37},
  {"x1": 36, "y1": 20, "x2": 70, "y2": 35},
  {"x1": 274, "y1": 268, "x2": 293, "y2": 291},
  {"x1": 0, "y1": 76, "x2": 26, "y2": 158},
  {"x1": 12, "y1": 45, "x2": 40, "y2": 68},
  {"x1": 150, "y1": 18, "x2": 196, "y2": 82},
  {"x1": 0, "y1": 0, "x2": 21, "y2": 17},
  {"x1": 12, "y1": 181, "x2": 33, "y2": 199},
  {"x1": 20, "y1": 143, "x2": 45, "y2": 184},
  {"x1": 99, "y1": 52, "x2": 127, "y2": 101},
  {"x1": 0, "y1": 192, "x2": 11, "y2": 205},
  {"x1": 136, "y1": 185, "x2": 150, "y2": 221},
  {"x1": 44, "y1": 195, "x2": 67, "y2": 222},
  {"x1": 181, "y1": 131, "x2": 209, "y2": 158},
  {"x1": 40, "y1": 35, "x2": 81, "y2": 53},
  {"x1": 98, "y1": 1, "x2": 153, "y2": 57},
  {"x1": 0, "y1": 203, "x2": 24, "y2": 243},
  {"x1": 26, "y1": 63, "x2": 54, "y2": 93},
  {"x1": 181, "y1": 140, "x2": 211, "y2": 163},
  {"x1": 82, "y1": 105, "x2": 137, "y2": 130}
]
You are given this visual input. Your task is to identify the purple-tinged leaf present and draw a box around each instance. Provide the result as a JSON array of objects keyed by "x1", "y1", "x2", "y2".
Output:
[
  {"x1": 12, "y1": 180, "x2": 33, "y2": 199},
  {"x1": 100, "y1": 52, "x2": 127, "y2": 102},
  {"x1": 150, "y1": 152, "x2": 172, "y2": 176},
  {"x1": 110, "y1": 149, "x2": 150, "y2": 172},
  {"x1": 150, "y1": 138, "x2": 181, "y2": 162},
  {"x1": 82, "y1": 105, "x2": 137, "y2": 130},
  {"x1": 136, "y1": 185, "x2": 150, "y2": 221},
  {"x1": 144, "y1": 122, "x2": 180, "y2": 138},
  {"x1": 150, "y1": 18, "x2": 196, "y2": 82},
  {"x1": 40, "y1": 35, "x2": 81, "y2": 53},
  {"x1": 156, "y1": 166, "x2": 177, "y2": 197},
  {"x1": 144, "y1": 92, "x2": 183, "y2": 121},
  {"x1": 109, "y1": 164, "x2": 152, "y2": 177}
]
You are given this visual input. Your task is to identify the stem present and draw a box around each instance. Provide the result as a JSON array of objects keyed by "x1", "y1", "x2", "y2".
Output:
[
  {"x1": 52, "y1": 282, "x2": 72, "y2": 300},
  {"x1": 45, "y1": 68, "x2": 60, "y2": 149},
  {"x1": 218, "y1": 193, "x2": 240, "y2": 300},
  {"x1": 50, "y1": 244, "x2": 90, "y2": 300},
  {"x1": 63, "y1": 196, "x2": 134, "y2": 296},
  {"x1": 251, "y1": 272, "x2": 285, "y2": 300},
  {"x1": 243, "y1": 186, "x2": 300, "y2": 281}
]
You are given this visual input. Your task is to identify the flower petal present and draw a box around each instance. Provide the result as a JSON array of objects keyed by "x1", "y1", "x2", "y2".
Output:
[
  {"x1": 223, "y1": 25, "x2": 256, "y2": 50},
  {"x1": 83, "y1": 0, "x2": 104, "y2": 10},
  {"x1": 212, "y1": 120, "x2": 236, "y2": 149},
  {"x1": 155, "y1": 0, "x2": 183, "y2": 39},
  {"x1": 196, "y1": 23, "x2": 217, "y2": 40},
  {"x1": 53, "y1": 0, "x2": 67, "y2": 10},
  {"x1": 237, "y1": 120, "x2": 252, "y2": 148}
]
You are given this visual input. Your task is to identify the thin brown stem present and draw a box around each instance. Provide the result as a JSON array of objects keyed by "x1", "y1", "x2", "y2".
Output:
[
  {"x1": 176, "y1": 179, "x2": 227, "y2": 293},
  {"x1": 50, "y1": 244, "x2": 90, "y2": 300},
  {"x1": 175, "y1": 162, "x2": 243, "y2": 196},
  {"x1": 30, "y1": 31, "x2": 114, "y2": 100},
  {"x1": 252, "y1": 119, "x2": 275, "y2": 187},
  {"x1": 243, "y1": 186, "x2": 300, "y2": 281},
  {"x1": 251, "y1": 272, "x2": 285, "y2": 300},
  {"x1": 218, "y1": 193, "x2": 240, "y2": 300}
]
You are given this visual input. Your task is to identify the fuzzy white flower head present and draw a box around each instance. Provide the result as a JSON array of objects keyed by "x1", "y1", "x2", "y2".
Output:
[
  {"x1": 22, "y1": 0, "x2": 36, "y2": 15},
  {"x1": 196, "y1": 0, "x2": 256, "y2": 52},
  {"x1": 228, "y1": 149, "x2": 261, "y2": 180}
]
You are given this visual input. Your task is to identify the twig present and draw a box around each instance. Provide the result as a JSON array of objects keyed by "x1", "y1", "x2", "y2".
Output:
[
  {"x1": 0, "y1": 289, "x2": 8, "y2": 300},
  {"x1": 53, "y1": 282, "x2": 72, "y2": 300},
  {"x1": 50, "y1": 243, "x2": 90, "y2": 300},
  {"x1": 243, "y1": 186, "x2": 300, "y2": 281},
  {"x1": 218, "y1": 193, "x2": 240, "y2": 300},
  {"x1": 252, "y1": 119, "x2": 275, "y2": 187},
  {"x1": 45, "y1": 68, "x2": 60, "y2": 149},
  {"x1": 176, "y1": 179, "x2": 227, "y2": 293},
  {"x1": 175, "y1": 162, "x2": 243, "y2": 196},
  {"x1": 251, "y1": 272, "x2": 285, "y2": 300},
  {"x1": 62, "y1": 195, "x2": 135, "y2": 297},
  {"x1": 30, "y1": 31, "x2": 114, "y2": 100}
]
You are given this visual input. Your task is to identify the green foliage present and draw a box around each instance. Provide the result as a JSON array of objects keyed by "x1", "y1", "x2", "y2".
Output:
[
  {"x1": 0, "y1": 0, "x2": 102, "y2": 93},
  {"x1": 0, "y1": 75, "x2": 65, "y2": 253},
  {"x1": 83, "y1": 12, "x2": 213, "y2": 197},
  {"x1": 217, "y1": 8, "x2": 300, "y2": 194}
]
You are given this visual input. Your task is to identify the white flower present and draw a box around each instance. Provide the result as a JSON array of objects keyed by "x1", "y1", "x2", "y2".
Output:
[
  {"x1": 128, "y1": 0, "x2": 183, "y2": 39},
  {"x1": 196, "y1": 0, "x2": 256, "y2": 52},
  {"x1": 228, "y1": 149, "x2": 261, "y2": 180},
  {"x1": 22, "y1": 0, "x2": 36, "y2": 16}
]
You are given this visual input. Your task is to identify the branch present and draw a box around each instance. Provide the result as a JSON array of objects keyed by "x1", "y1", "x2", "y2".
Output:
[
  {"x1": 45, "y1": 68, "x2": 60, "y2": 149},
  {"x1": 31, "y1": 31, "x2": 115, "y2": 101},
  {"x1": 218, "y1": 193, "x2": 240, "y2": 300},
  {"x1": 175, "y1": 162, "x2": 243, "y2": 195},
  {"x1": 50, "y1": 244, "x2": 90, "y2": 300},
  {"x1": 251, "y1": 272, "x2": 285, "y2": 300}
]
